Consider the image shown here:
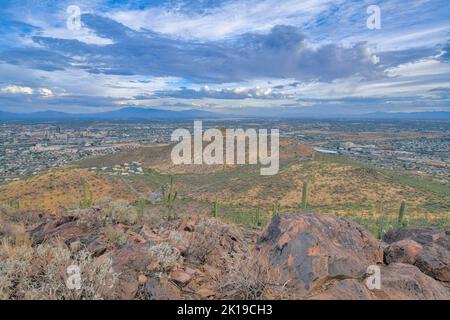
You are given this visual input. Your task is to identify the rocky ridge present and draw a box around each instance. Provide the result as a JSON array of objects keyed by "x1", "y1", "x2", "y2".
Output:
[{"x1": 8, "y1": 209, "x2": 449, "y2": 300}]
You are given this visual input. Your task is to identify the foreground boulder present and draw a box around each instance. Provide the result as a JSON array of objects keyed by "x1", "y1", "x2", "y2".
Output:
[
  {"x1": 376, "y1": 263, "x2": 449, "y2": 300},
  {"x1": 384, "y1": 239, "x2": 423, "y2": 264},
  {"x1": 384, "y1": 227, "x2": 450, "y2": 282},
  {"x1": 309, "y1": 263, "x2": 449, "y2": 300},
  {"x1": 255, "y1": 212, "x2": 383, "y2": 296},
  {"x1": 256, "y1": 212, "x2": 449, "y2": 299},
  {"x1": 24, "y1": 209, "x2": 449, "y2": 300}
]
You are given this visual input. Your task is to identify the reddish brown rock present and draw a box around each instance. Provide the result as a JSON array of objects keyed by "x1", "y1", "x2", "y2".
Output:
[
  {"x1": 170, "y1": 269, "x2": 192, "y2": 287},
  {"x1": 384, "y1": 227, "x2": 450, "y2": 282},
  {"x1": 308, "y1": 279, "x2": 374, "y2": 300},
  {"x1": 197, "y1": 287, "x2": 216, "y2": 299},
  {"x1": 127, "y1": 230, "x2": 146, "y2": 243},
  {"x1": 309, "y1": 263, "x2": 450, "y2": 300},
  {"x1": 179, "y1": 218, "x2": 196, "y2": 232},
  {"x1": 145, "y1": 277, "x2": 182, "y2": 300},
  {"x1": 185, "y1": 267, "x2": 198, "y2": 276},
  {"x1": 28, "y1": 215, "x2": 80, "y2": 245},
  {"x1": 384, "y1": 227, "x2": 442, "y2": 245},
  {"x1": 111, "y1": 243, "x2": 151, "y2": 299},
  {"x1": 138, "y1": 274, "x2": 148, "y2": 285},
  {"x1": 415, "y1": 243, "x2": 450, "y2": 282},
  {"x1": 255, "y1": 212, "x2": 383, "y2": 296},
  {"x1": 375, "y1": 263, "x2": 450, "y2": 300},
  {"x1": 384, "y1": 239, "x2": 423, "y2": 264}
]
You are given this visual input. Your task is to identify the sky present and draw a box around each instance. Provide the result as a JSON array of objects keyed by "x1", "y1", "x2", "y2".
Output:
[{"x1": 0, "y1": 0, "x2": 449, "y2": 115}]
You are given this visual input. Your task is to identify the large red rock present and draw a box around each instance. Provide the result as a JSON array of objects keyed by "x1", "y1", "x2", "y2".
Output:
[
  {"x1": 255, "y1": 212, "x2": 383, "y2": 296},
  {"x1": 375, "y1": 263, "x2": 450, "y2": 300},
  {"x1": 384, "y1": 227, "x2": 449, "y2": 282},
  {"x1": 309, "y1": 263, "x2": 450, "y2": 300},
  {"x1": 384, "y1": 239, "x2": 423, "y2": 264}
]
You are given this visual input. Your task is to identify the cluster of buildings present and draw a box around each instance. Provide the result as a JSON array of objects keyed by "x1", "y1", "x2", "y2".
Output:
[
  {"x1": 89, "y1": 162, "x2": 145, "y2": 176},
  {"x1": 333, "y1": 139, "x2": 450, "y2": 179},
  {"x1": 1, "y1": 119, "x2": 449, "y2": 184},
  {"x1": 0, "y1": 122, "x2": 175, "y2": 183}
]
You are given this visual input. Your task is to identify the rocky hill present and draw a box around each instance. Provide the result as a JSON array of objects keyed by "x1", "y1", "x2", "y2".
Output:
[{"x1": 1, "y1": 204, "x2": 448, "y2": 300}]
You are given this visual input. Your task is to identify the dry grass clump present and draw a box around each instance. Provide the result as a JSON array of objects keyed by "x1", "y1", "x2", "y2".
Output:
[
  {"x1": 0, "y1": 220, "x2": 28, "y2": 246},
  {"x1": 188, "y1": 218, "x2": 243, "y2": 264},
  {"x1": 96, "y1": 198, "x2": 138, "y2": 225},
  {"x1": 148, "y1": 242, "x2": 182, "y2": 275},
  {"x1": 0, "y1": 203, "x2": 21, "y2": 223},
  {"x1": 0, "y1": 207, "x2": 29, "y2": 246},
  {"x1": 104, "y1": 225, "x2": 128, "y2": 247},
  {"x1": 218, "y1": 252, "x2": 287, "y2": 300},
  {"x1": 0, "y1": 242, "x2": 117, "y2": 300}
]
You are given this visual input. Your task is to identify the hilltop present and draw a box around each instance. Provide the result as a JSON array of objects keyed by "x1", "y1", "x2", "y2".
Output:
[
  {"x1": 1, "y1": 137, "x2": 448, "y2": 235},
  {"x1": 0, "y1": 136, "x2": 448, "y2": 300}
]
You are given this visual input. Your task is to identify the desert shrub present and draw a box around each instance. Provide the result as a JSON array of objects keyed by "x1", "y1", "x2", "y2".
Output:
[
  {"x1": 188, "y1": 218, "x2": 242, "y2": 264},
  {"x1": 140, "y1": 210, "x2": 163, "y2": 226},
  {"x1": 0, "y1": 203, "x2": 21, "y2": 223},
  {"x1": 148, "y1": 242, "x2": 182, "y2": 275},
  {"x1": 0, "y1": 215, "x2": 28, "y2": 246},
  {"x1": 218, "y1": 252, "x2": 286, "y2": 300},
  {"x1": 0, "y1": 243, "x2": 117, "y2": 300},
  {"x1": 95, "y1": 198, "x2": 138, "y2": 225},
  {"x1": 104, "y1": 226, "x2": 128, "y2": 247}
]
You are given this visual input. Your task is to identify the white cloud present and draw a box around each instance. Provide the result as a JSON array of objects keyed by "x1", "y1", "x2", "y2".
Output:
[
  {"x1": 38, "y1": 88, "x2": 54, "y2": 96},
  {"x1": 0, "y1": 85, "x2": 55, "y2": 97},
  {"x1": 108, "y1": 0, "x2": 337, "y2": 40},
  {"x1": 386, "y1": 59, "x2": 450, "y2": 77},
  {"x1": 1, "y1": 85, "x2": 34, "y2": 95}
]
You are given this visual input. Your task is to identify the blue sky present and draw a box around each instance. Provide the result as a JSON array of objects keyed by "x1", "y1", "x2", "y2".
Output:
[{"x1": 0, "y1": 0, "x2": 449, "y2": 115}]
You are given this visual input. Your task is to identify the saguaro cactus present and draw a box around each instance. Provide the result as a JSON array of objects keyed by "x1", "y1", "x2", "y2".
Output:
[
  {"x1": 212, "y1": 198, "x2": 219, "y2": 218},
  {"x1": 79, "y1": 178, "x2": 93, "y2": 208},
  {"x1": 162, "y1": 176, "x2": 177, "y2": 220},
  {"x1": 272, "y1": 201, "x2": 280, "y2": 217},
  {"x1": 301, "y1": 180, "x2": 308, "y2": 209},
  {"x1": 397, "y1": 200, "x2": 406, "y2": 227},
  {"x1": 137, "y1": 199, "x2": 146, "y2": 218},
  {"x1": 255, "y1": 206, "x2": 261, "y2": 226}
]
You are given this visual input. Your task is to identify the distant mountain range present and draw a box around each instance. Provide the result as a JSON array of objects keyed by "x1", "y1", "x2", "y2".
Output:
[
  {"x1": 359, "y1": 111, "x2": 450, "y2": 120},
  {"x1": 0, "y1": 107, "x2": 449, "y2": 121},
  {"x1": 0, "y1": 107, "x2": 227, "y2": 121}
]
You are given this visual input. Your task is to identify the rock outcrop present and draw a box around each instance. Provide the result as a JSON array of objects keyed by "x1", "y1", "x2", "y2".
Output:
[
  {"x1": 384, "y1": 227, "x2": 450, "y2": 282},
  {"x1": 256, "y1": 212, "x2": 449, "y2": 300},
  {"x1": 255, "y1": 212, "x2": 383, "y2": 296},
  {"x1": 26, "y1": 209, "x2": 449, "y2": 300}
]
